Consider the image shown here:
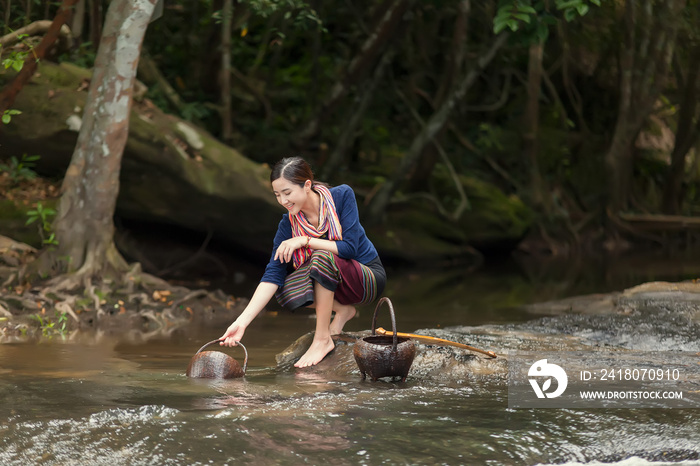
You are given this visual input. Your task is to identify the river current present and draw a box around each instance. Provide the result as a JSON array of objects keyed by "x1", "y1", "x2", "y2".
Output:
[{"x1": 1, "y1": 252, "x2": 700, "y2": 465}]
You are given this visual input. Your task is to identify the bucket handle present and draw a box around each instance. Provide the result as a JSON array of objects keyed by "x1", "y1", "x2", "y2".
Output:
[
  {"x1": 194, "y1": 339, "x2": 248, "y2": 374},
  {"x1": 370, "y1": 297, "x2": 399, "y2": 351}
]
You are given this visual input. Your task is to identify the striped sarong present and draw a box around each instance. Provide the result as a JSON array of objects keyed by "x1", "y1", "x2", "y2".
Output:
[{"x1": 276, "y1": 250, "x2": 381, "y2": 310}]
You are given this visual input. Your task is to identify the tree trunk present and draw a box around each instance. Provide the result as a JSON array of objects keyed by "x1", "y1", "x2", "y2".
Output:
[
  {"x1": 309, "y1": 0, "x2": 323, "y2": 109},
  {"x1": 0, "y1": 0, "x2": 78, "y2": 114},
  {"x1": 3, "y1": 1, "x2": 11, "y2": 35},
  {"x1": 70, "y1": 0, "x2": 86, "y2": 40},
  {"x1": 661, "y1": 45, "x2": 700, "y2": 214},
  {"x1": 295, "y1": 0, "x2": 413, "y2": 146},
  {"x1": 522, "y1": 41, "x2": 545, "y2": 210},
  {"x1": 47, "y1": 0, "x2": 157, "y2": 282},
  {"x1": 89, "y1": 0, "x2": 103, "y2": 49},
  {"x1": 605, "y1": 0, "x2": 682, "y2": 214},
  {"x1": 220, "y1": 0, "x2": 233, "y2": 143},
  {"x1": 365, "y1": 32, "x2": 508, "y2": 225}
]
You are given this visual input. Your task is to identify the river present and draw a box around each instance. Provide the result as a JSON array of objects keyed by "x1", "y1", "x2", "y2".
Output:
[{"x1": 1, "y1": 251, "x2": 699, "y2": 465}]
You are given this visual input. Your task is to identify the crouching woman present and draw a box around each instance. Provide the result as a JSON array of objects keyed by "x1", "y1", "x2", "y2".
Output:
[{"x1": 219, "y1": 156, "x2": 386, "y2": 367}]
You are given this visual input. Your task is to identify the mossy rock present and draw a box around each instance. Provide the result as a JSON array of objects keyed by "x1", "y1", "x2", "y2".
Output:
[
  {"x1": 3, "y1": 61, "x2": 281, "y2": 256},
  {"x1": 456, "y1": 175, "x2": 533, "y2": 249},
  {"x1": 368, "y1": 175, "x2": 533, "y2": 263}
]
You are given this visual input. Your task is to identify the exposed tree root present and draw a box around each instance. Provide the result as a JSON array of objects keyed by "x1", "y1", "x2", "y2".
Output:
[
  {"x1": 0, "y1": 20, "x2": 73, "y2": 48},
  {"x1": 0, "y1": 238, "x2": 245, "y2": 342},
  {"x1": 0, "y1": 301, "x2": 12, "y2": 318}
]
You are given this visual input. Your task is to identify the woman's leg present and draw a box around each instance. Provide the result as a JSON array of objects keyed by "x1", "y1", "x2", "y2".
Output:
[
  {"x1": 304, "y1": 299, "x2": 356, "y2": 337},
  {"x1": 329, "y1": 301, "x2": 356, "y2": 335},
  {"x1": 294, "y1": 280, "x2": 336, "y2": 368}
]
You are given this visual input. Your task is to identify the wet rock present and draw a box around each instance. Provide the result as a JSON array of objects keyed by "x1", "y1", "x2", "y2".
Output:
[
  {"x1": 523, "y1": 293, "x2": 617, "y2": 316},
  {"x1": 275, "y1": 331, "x2": 506, "y2": 383}
]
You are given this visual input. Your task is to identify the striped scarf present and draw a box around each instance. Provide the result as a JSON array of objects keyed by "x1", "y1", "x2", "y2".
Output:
[{"x1": 289, "y1": 184, "x2": 342, "y2": 269}]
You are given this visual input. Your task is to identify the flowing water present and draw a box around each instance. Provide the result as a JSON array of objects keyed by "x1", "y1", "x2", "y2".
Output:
[{"x1": 2, "y1": 252, "x2": 700, "y2": 465}]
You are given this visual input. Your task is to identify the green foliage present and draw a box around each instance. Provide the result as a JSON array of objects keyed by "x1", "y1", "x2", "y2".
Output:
[
  {"x1": 30, "y1": 311, "x2": 68, "y2": 338},
  {"x1": 180, "y1": 101, "x2": 212, "y2": 121},
  {"x1": 494, "y1": 2, "x2": 537, "y2": 34},
  {"x1": 213, "y1": 0, "x2": 325, "y2": 35},
  {"x1": 0, "y1": 35, "x2": 37, "y2": 126},
  {"x1": 476, "y1": 123, "x2": 507, "y2": 151},
  {"x1": 2, "y1": 49, "x2": 30, "y2": 71},
  {"x1": 2, "y1": 109, "x2": 22, "y2": 124},
  {"x1": 26, "y1": 201, "x2": 58, "y2": 247},
  {"x1": 243, "y1": 0, "x2": 324, "y2": 30},
  {"x1": 0, "y1": 154, "x2": 39, "y2": 181},
  {"x1": 494, "y1": 0, "x2": 603, "y2": 41},
  {"x1": 1, "y1": 35, "x2": 32, "y2": 70}
]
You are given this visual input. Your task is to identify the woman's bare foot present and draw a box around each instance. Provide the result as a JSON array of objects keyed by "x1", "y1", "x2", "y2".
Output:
[
  {"x1": 294, "y1": 335, "x2": 335, "y2": 368},
  {"x1": 329, "y1": 305, "x2": 356, "y2": 335}
]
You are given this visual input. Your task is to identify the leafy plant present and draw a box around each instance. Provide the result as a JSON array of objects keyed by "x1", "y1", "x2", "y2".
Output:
[
  {"x1": 0, "y1": 42, "x2": 23, "y2": 126},
  {"x1": 2, "y1": 109, "x2": 21, "y2": 124},
  {"x1": 180, "y1": 101, "x2": 212, "y2": 121},
  {"x1": 214, "y1": 0, "x2": 325, "y2": 32},
  {"x1": 0, "y1": 153, "x2": 40, "y2": 181},
  {"x1": 31, "y1": 311, "x2": 68, "y2": 338},
  {"x1": 26, "y1": 201, "x2": 58, "y2": 247},
  {"x1": 2, "y1": 48, "x2": 30, "y2": 71},
  {"x1": 0, "y1": 34, "x2": 36, "y2": 125},
  {"x1": 494, "y1": 0, "x2": 602, "y2": 36},
  {"x1": 1, "y1": 34, "x2": 37, "y2": 73}
]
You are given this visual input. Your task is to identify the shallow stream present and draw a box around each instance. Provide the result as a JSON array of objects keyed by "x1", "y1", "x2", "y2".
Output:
[{"x1": 2, "y1": 252, "x2": 700, "y2": 465}]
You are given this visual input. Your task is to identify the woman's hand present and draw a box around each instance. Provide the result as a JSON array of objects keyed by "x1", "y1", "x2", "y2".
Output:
[
  {"x1": 219, "y1": 320, "x2": 246, "y2": 347},
  {"x1": 274, "y1": 236, "x2": 307, "y2": 263}
]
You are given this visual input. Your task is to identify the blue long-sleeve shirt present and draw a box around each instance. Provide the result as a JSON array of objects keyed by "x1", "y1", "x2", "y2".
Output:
[{"x1": 260, "y1": 184, "x2": 379, "y2": 287}]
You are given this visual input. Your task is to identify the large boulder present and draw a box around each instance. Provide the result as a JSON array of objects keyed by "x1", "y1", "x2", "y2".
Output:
[
  {"x1": 2, "y1": 61, "x2": 280, "y2": 256},
  {"x1": 368, "y1": 174, "x2": 533, "y2": 264}
]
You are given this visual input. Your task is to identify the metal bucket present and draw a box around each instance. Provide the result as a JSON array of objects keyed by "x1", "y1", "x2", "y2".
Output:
[
  {"x1": 186, "y1": 339, "x2": 248, "y2": 379},
  {"x1": 353, "y1": 297, "x2": 416, "y2": 382}
]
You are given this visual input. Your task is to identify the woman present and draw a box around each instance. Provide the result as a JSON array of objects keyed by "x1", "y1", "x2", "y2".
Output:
[{"x1": 219, "y1": 156, "x2": 386, "y2": 368}]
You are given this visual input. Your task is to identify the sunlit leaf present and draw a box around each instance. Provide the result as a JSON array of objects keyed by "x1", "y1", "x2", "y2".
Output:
[{"x1": 518, "y1": 5, "x2": 537, "y2": 14}]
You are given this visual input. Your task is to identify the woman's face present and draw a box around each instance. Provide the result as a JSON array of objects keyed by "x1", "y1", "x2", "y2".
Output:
[{"x1": 271, "y1": 177, "x2": 310, "y2": 215}]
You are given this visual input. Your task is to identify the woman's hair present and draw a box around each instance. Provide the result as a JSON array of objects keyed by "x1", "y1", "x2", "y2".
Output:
[{"x1": 270, "y1": 156, "x2": 315, "y2": 187}]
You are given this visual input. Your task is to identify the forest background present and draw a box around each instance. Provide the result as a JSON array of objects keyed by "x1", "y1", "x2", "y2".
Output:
[{"x1": 0, "y1": 0, "x2": 699, "y2": 334}]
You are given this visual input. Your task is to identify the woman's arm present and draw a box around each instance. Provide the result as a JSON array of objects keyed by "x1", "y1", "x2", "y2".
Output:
[
  {"x1": 219, "y1": 281, "x2": 279, "y2": 346},
  {"x1": 273, "y1": 235, "x2": 339, "y2": 264}
]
